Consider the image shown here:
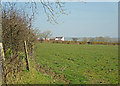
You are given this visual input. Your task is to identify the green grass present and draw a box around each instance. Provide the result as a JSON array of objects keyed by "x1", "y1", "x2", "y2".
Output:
[
  {"x1": 33, "y1": 43, "x2": 118, "y2": 84},
  {"x1": 13, "y1": 58, "x2": 54, "y2": 84}
]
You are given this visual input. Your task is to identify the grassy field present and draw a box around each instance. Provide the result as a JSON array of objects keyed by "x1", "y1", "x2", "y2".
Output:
[
  {"x1": 16, "y1": 42, "x2": 118, "y2": 84},
  {"x1": 32, "y1": 43, "x2": 118, "y2": 84}
]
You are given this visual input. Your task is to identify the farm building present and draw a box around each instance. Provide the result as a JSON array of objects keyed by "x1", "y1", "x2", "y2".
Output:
[{"x1": 55, "y1": 37, "x2": 64, "y2": 41}]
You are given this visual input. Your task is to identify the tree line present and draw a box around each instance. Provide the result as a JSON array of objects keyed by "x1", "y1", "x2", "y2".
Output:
[{"x1": 72, "y1": 36, "x2": 118, "y2": 43}]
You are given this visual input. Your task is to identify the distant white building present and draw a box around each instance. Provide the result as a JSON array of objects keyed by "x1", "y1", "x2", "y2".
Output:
[{"x1": 55, "y1": 37, "x2": 64, "y2": 41}]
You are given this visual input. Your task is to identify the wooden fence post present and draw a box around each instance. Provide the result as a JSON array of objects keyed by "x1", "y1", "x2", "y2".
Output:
[
  {"x1": 0, "y1": 42, "x2": 5, "y2": 85},
  {"x1": 24, "y1": 41, "x2": 30, "y2": 71},
  {"x1": 0, "y1": 43, "x2": 5, "y2": 60}
]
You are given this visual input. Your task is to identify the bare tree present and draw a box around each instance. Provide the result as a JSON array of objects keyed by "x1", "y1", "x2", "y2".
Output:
[
  {"x1": 32, "y1": 28, "x2": 41, "y2": 38},
  {"x1": 83, "y1": 37, "x2": 88, "y2": 42},
  {"x1": 95, "y1": 36, "x2": 105, "y2": 42},
  {"x1": 89, "y1": 38, "x2": 95, "y2": 42},
  {"x1": 42, "y1": 30, "x2": 52, "y2": 40},
  {"x1": 104, "y1": 36, "x2": 111, "y2": 42},
  {"x1": 7, "y1": 1, "x2": 68, "y2": 24},
  {"x1": 72, "y1": 38, "x2": 78, "y2": 41}
]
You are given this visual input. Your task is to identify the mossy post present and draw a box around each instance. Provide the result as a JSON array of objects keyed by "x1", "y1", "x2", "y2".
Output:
[
  {"x1": 0, "y1": 43, "x2": 4, "y2": 85},
  {"x1": 24, "y1": 41, "x2": 29, "y2": 71},
  {"x1": 0, "y1": 43, "x2": 5, "y2": 61}
]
